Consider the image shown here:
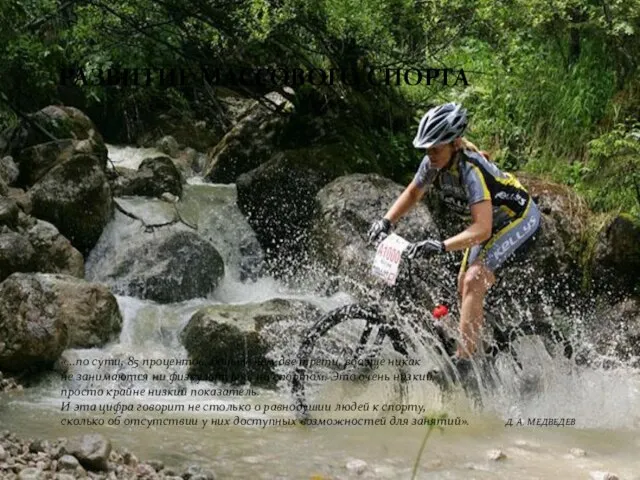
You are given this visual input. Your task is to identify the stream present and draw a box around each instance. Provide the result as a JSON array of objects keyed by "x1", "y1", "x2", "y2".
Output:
[{"x1": 1, "y1": 145, "x2": 640, "y2": 480}]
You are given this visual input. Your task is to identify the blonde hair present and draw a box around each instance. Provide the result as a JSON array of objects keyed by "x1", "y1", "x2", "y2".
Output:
[{"x1": 458, "y1": 136, "x2": 491, "y2": 160}]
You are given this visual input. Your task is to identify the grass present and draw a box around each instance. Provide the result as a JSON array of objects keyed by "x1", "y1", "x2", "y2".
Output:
[{"x1": 411, "y1": 412, "x2": 448, "y2": 480}]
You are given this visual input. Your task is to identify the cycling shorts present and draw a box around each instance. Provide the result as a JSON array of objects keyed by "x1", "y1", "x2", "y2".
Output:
[{"x1": 460, "y1": 198, "x2": 541, "y2": 273}]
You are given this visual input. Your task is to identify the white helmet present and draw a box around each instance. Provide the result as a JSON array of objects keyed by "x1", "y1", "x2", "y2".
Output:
[{"x1": 412, "y1": 102, "x2": 468, "y2": 149}]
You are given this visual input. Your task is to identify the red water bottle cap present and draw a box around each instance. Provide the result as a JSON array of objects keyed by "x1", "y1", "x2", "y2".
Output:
[{"x1": 432, "y1": 304, "x2": 449, "y2": 319}]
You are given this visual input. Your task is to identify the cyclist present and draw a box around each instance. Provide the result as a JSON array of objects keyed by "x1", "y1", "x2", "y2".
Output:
[{"x1": 367, "y1": 102, "x2": 541, "y2": 385}]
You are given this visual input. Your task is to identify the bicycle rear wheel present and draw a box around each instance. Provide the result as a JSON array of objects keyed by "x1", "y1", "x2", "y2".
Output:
[{"x1": 290, "y1": 303, "x2": 413, "y2": 419}]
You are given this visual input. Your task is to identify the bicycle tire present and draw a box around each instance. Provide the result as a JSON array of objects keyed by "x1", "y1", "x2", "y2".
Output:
[{"x1": 290, "y1": 303, "x2": 413, "y2": 418}]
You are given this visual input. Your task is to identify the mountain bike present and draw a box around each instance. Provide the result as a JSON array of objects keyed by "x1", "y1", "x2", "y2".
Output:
[{"x1": 289, "y1": 233, "x2": 573, "y2": 418}]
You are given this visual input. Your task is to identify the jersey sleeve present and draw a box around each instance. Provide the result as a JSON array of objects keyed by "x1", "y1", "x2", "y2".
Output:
[
  {"x1": 464, "y1": 163, "x2": 491, "y2": 206},
  {"x1": 412, "y1": 155, "x2": 436, "y2": 189}
]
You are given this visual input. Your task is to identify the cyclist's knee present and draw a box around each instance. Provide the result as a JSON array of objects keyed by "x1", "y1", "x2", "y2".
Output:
[{"x1": 462, "y1": 264, "x2": 495, "y2": 296}]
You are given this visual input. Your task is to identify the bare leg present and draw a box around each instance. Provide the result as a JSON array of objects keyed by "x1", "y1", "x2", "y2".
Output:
[{"x1": 456, "y1": 262, "x2": 495, "y2": 359}]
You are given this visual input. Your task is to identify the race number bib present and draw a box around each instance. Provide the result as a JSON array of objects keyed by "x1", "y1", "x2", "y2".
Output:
[{"x1": 371, "y1": 233, "x2": 410, "y2": 285}]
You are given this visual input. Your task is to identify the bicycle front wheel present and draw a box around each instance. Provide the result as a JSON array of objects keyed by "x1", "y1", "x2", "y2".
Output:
[{"x1": 290, "y1": 303, "x2": 413, "y2": 419}]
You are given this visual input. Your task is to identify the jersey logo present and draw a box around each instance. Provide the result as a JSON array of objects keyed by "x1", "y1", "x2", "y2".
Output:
[{"x1": 495, "y1": 191, "x2": 527, "y2": 207}]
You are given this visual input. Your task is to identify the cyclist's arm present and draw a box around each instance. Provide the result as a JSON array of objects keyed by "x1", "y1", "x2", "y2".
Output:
[
  {"x1": 384, "y1": 180, "x2": 426, "y2": 223},
  {"x1": 443, "y1": 200, "x2": 493, "y2": 252}
]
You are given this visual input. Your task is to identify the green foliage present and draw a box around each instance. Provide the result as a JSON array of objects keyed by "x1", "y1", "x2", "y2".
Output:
[
  {"x1": 0, "y1": 0, "x2": 639, "y2": 220},
  {"x1": 411, "y1": 411, "x2": 447, "y2": 480},
  {"x1": 582, "y1": 122, "x2": 640, "y2": 214}
]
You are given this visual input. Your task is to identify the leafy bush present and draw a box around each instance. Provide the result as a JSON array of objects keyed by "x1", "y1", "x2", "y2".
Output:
[{"x1": 582, "y1": 122, "x2": 640, "y2": 214}]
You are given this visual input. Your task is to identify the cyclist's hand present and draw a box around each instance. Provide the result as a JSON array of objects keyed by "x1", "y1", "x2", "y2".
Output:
[
  {"x1": 404, "y1": 238, "x2": 445, "y2": 259},
  {"x1": 368, "y1": 218, "x2": 392, "y2": 244}
]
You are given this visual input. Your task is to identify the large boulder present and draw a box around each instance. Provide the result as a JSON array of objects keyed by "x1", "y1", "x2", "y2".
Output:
[
  {"x1": 9, "y1": 106, "x2": 108, "y2": 189},
  {"x1": 109, "y1": 155, "x2": 183, "y2": 198},
  {"x1": 0, "y1": 273, "x2": 122, "y2": 373},
  {"x1": 310, "y1": 173, "x2": 440, "y2": 288},
  {"x1": 0, "y1": 273, "x2": 68, "y2": 373},
  {"x1": 180, "y1": 299, "x2": 320, "y2": 387},
  {"x1": 588, "y1": 213, "x2": 640, "y2": 297},
  {"x1": 65, "y1": 434, "x2": 112, "y2": 472},
  {"x1": 0, "y1": 210, "x2": 83, "y2": 282},
  {"x1": 16, "y1": 105, "x2": 107, "y2": 159},
  {"x1": 517, "y1": 172, "x2": 589, "y2": 266},
  {"x1": 29, "y1": 153, "x2": 113, "y2": 254},
  {"x1": 203, "y1": 92, "x2": 292, "y2": 183},
  {"x1": 44, "y1": 274, "x2": 121, "y2": 348},
  {"x1": 87, "y1": 209, "x2": 225, "y2": 303}
]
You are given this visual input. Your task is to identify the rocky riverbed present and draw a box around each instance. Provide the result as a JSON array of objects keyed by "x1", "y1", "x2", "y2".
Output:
[{"x1": 0, "y1": 431, "x2": 216, "y2": 480}]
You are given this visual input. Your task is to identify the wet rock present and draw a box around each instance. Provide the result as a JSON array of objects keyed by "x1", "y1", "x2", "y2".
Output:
[
  {"x1": 0, "y1": 177, "x2": 7, "y2": 196},
  {"x1": 486, "y1": 449, "x2": 506, "y2": 461},
  {"x1": 57, "y1": 455, "x2": 80, "y2": 470},
  {"x1": 29, "y1": 153, "x2": 113, "y2": 254},
  {"x1": 0, "y1": 444, "x2": 6, "y2": 461},
  {"x1": 204, "y1": 92, "x2": 292, "y2": 183},
  {"x1": 66, "y1": 434, "x2": 111, "y2": 471},
  {"x1": 0, "y1": 273, "x2": 122, "y2": 373},
  {"x1": 0, "y1": 197, "x2": 20, "y2": 229},
  {"x1": 589, "y1": 213, "x2": 640, "y2": 296},
  {"x1": 110, "y1": 155, "x2": 183, "y2": 198},
  {"x1": 26, "y1": 219, "x2": 84, "y2": 278},
  {"x1": 17, "y1": 139, "x2": 75, "y2": 187},
  {"x1": 49, "y1": 275, "x2": 122, "y2": 348},
  {"x1": 310, "y1": 173, "x2": 439, "y2": 289},
  {"x1": 345, "y1": 458, "x2": 367, "y2": 474},
  {"x1": 11, "y1": 106, "x2": 107, "y2": 161},
  {"x1": 181, "y1": 299, "x2": 320, "y2": 387},
  {"x1": 0, "y1": 156, "x2": 19, "y2": 185},
  {"x1": 88, "y1": 224, "x2": 224, "y2": 303},
  {"x1": 0, "y1": 233, "x2": 36, "y2": 282},
  {"x1": 155, "y1": 135, "x2": 179, "y2": 158},
  {"x1": 27, "y1": 440, "x2": 45, "y2": 454}
]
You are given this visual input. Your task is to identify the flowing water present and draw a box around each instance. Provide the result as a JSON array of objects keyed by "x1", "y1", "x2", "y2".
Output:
[{"x1": 1, "y1": 145, "x2": 640, "y2": 480}]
